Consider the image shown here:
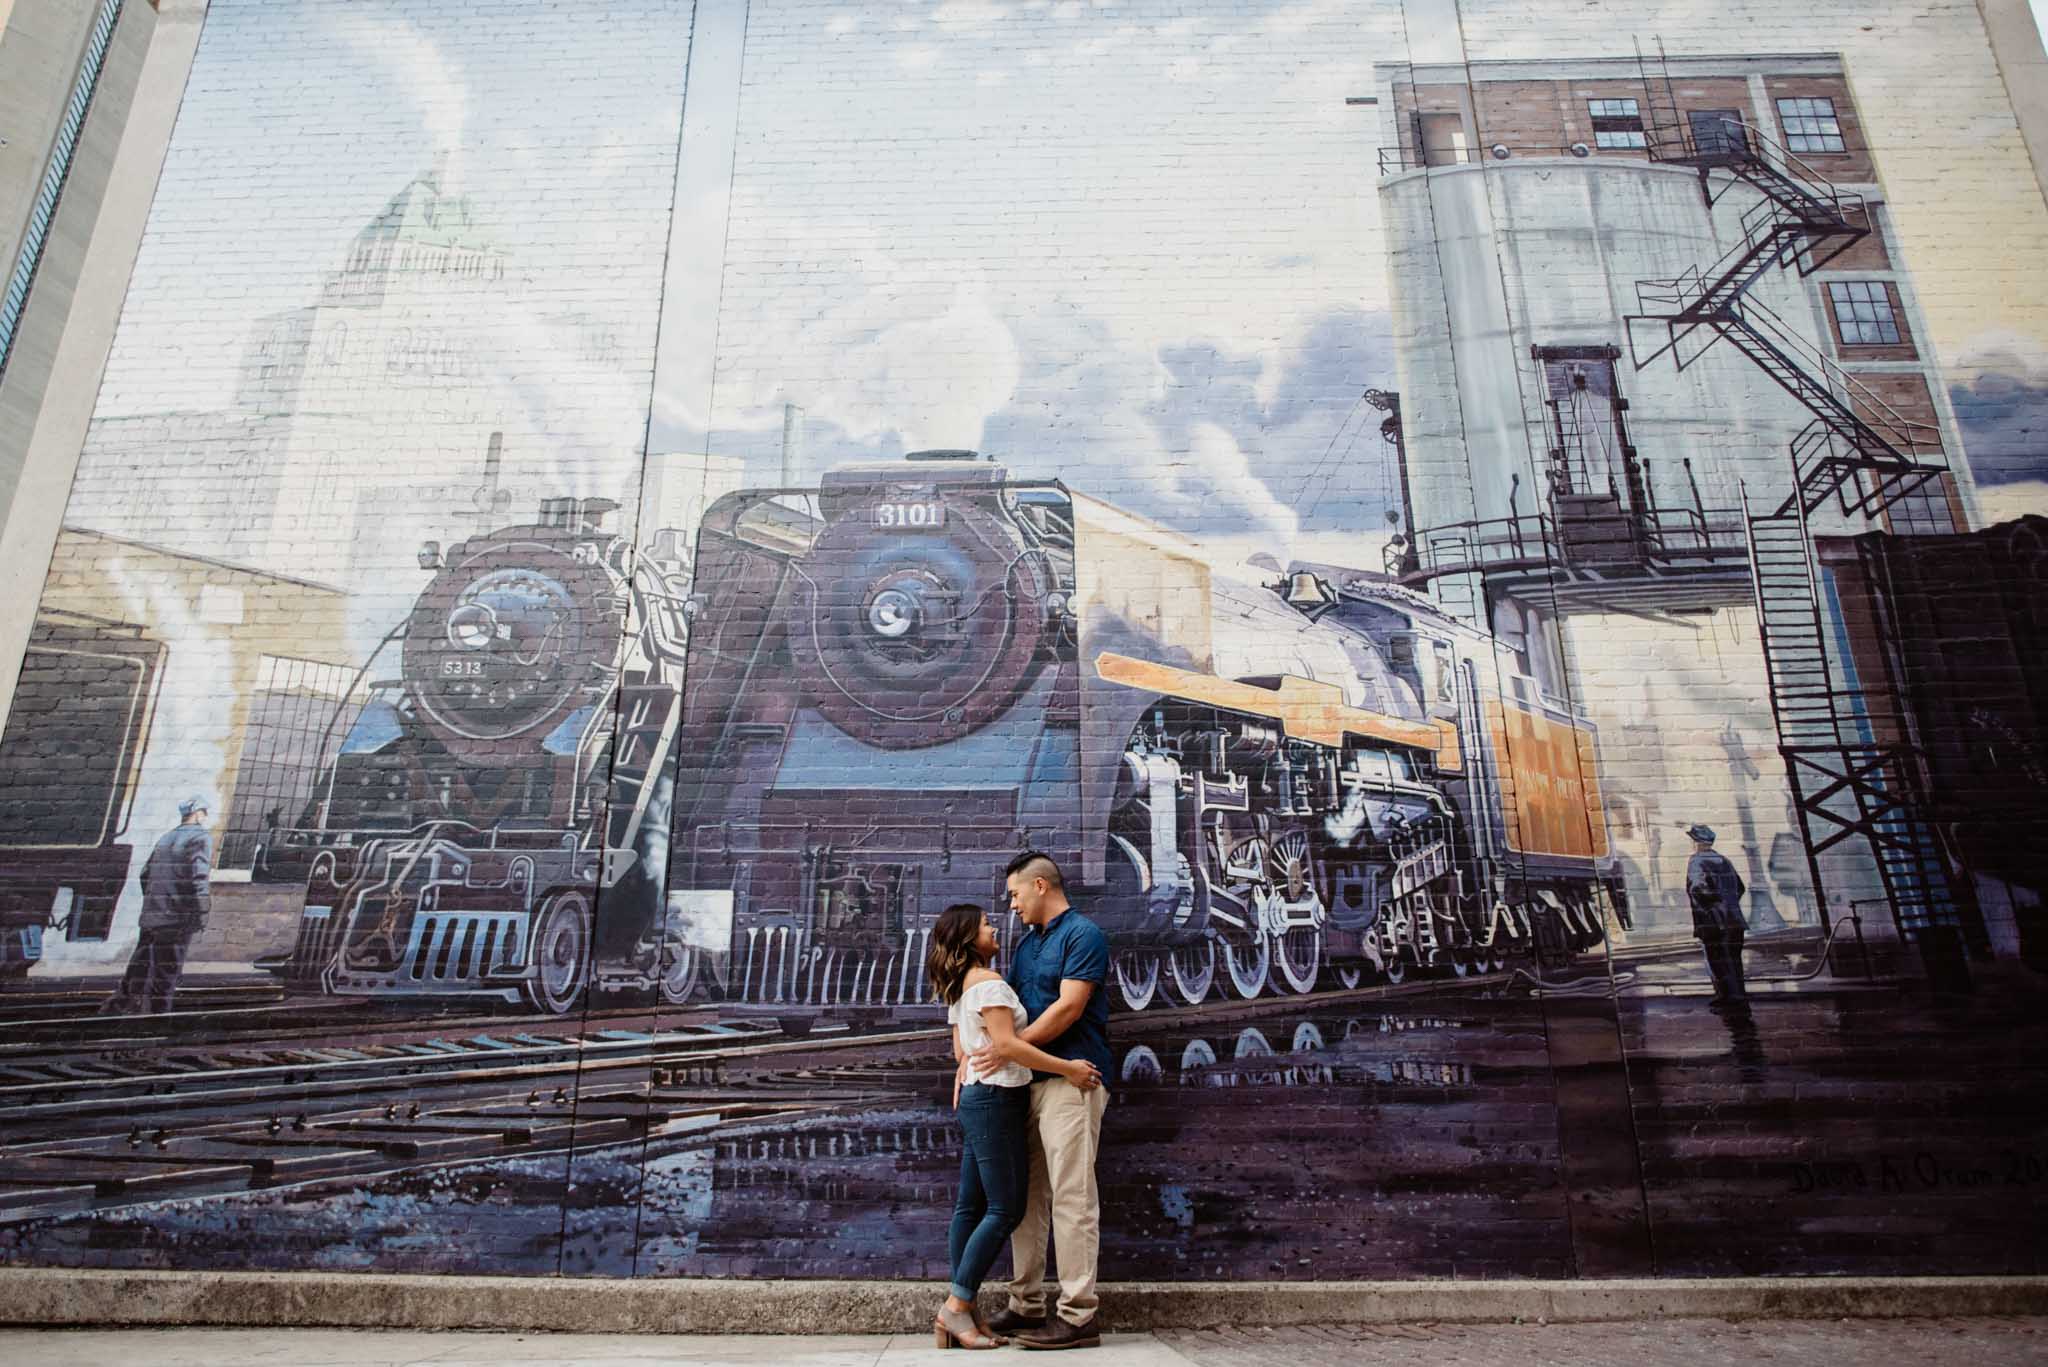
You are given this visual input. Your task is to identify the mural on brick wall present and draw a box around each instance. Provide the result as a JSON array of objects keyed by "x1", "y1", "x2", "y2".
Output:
[{"x1": 0, "y1": 0, "x2": 2044, "y2": 1283}]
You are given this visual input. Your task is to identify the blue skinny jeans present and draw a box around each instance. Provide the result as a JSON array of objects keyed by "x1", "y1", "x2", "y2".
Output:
[{"x1": 948, "y1": 1081, "x2": 1030, "y2": 1301}]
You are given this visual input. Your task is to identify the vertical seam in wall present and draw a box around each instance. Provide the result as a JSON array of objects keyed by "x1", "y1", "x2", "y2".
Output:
[
  {"x1": 1395, "y1": 0, "x2": 1581, "y2": 1275},
  {"x1": 694, "y1": 0, "x2": 752, "y2": 472},
  {"x1": 1453, "y1": 0, "x2": 1660, "y2": 1275},
  {"x1": 611, "y1": 0, "x2": 707, "y2": 1282},
  {"x1": 1974, "y1": 0, "x2": 2048, "y2": 217}
]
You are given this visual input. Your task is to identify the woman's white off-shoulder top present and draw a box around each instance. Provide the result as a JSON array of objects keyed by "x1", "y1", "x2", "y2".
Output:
[{"x1": 948, "y1": 978, "x2": 1032, "y2": 1087}]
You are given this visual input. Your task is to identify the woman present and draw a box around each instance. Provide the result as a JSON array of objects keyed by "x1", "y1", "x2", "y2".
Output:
[{"x1": 925, "y1": 902, "x2": 1103, "y2": 1350}]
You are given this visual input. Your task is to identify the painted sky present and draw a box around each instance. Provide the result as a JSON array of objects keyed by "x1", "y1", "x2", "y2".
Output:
[
  {"x1": 54, "y1": 0, "x2": 2048, "y2": 585},
  {"x1": 667, "y1": 0, "x2": 1408, "y2": 571},
  {"x1": 673, "y1": 0, "x2": 2048, "y2": 565}
]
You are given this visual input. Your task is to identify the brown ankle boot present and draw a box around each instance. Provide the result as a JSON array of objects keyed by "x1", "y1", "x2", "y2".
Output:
[
  {"x1": 1018, "y1": 1315, "x2": 1099, "y2": 1350},
  {"x1": 986, "y1": 1307, "x2": 1047, "y2": 1336}
]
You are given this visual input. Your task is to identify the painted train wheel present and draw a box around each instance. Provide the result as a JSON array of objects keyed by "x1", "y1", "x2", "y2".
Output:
[
  {"x1": 1234, "y1": 1026, "x2": 1279, "y2": 1085},
  {"x1": 1332, "y1": 961, "x2": 1365, "y2": 990},
  {"x1": 1111, "y1": 949, "x2": 1161, "y2": 1012},
  {"x1": 523, "y1": 890, "x2": 592, "y2": 1016},
  {"x1": 1220, "y1": 933, "x2": 1270, "y2": 998},
  {"x1": 1165, "y1": 939, "x2": 1217, "y2": 1005},
  {"x1": 1120, "y1": 1045, "x2": 1164, "y2": 1085},
  {"x1": 1273, "y1": 924, "x2": 1323, "y2": 995}
]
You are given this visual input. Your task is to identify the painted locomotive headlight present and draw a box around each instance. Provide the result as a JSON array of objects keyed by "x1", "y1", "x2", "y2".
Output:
[
  {"x1": 445, "y1": 601, "x2": 503, "y2": 650},
  {"x1": 866, "y1": 585, "x2": 920, "y2": 639},
  {"x1": 445, "y1": 569, "x2": 572, "y2": 662}
]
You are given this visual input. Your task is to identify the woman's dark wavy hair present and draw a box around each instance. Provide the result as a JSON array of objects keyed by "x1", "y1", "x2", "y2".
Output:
[{"x1": 926, "y1": 902, "x2": 989, "y2": 1005}]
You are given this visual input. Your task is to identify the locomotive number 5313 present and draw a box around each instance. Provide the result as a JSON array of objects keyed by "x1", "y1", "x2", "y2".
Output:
[
  {"x1": 872, "y1": 501, "x2": 945, "y2": 529},
  {"x1": 441, "y1": 660, "x2": 486, "y2": 677}
]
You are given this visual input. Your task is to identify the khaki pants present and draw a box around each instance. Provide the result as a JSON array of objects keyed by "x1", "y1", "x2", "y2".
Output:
[{"x1": 1007, "y1": 1075, "x2": 1108, "y2": 1326}]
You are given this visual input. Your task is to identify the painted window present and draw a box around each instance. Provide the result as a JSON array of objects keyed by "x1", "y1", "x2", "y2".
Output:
[
  {"x1": 1777, "y1": 96, "x2": 1847, "y2": 153},
  {"x1": 1827, "y1": 280, "x2": 1902, "y2": 346},
  {"x1": 1587, "y1": 98, "x2": 1647, "y2": 149},
  {"x1": 220, "y1": 655, "x2": 363, "y2": 870},
  {"x1": 1887, "y1": 478, "x2": 1957, "y2": 536}
]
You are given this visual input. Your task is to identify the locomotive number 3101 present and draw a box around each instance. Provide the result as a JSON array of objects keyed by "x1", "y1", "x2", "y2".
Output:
[{"x1": 872, "y1": 501, "x2": 945, "y2": 529}]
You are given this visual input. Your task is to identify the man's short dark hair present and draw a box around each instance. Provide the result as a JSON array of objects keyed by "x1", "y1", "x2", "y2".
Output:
[{"x1": 1004, "y1": 850, "x2": 1064, "y2": 890}]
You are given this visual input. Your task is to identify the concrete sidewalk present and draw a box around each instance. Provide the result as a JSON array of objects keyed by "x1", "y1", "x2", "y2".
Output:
[
  {"x1": 9, "y1": 1269, "x2": 2048, "y2": 1334},
  {"x1": 3, "y1": 1321, "x2": 2046, "y2": 1367}
]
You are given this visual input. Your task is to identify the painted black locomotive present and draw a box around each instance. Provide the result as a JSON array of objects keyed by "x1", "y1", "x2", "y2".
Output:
[
  {"x1": 668, "y1": 454, "x2": 1083, "y2": 1024},
  {"x1": 670, "y1": 452, "x2": 1626, "y2": 1026},
  {"x1": 261, "y1": 496, "x2": 699, "y2": 1012}
]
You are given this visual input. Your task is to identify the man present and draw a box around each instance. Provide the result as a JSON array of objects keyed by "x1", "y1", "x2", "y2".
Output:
[
  {"x1": 100, "y1": 795, "x2": 213, "y2": 1015},
  {"x1": 969, "y1": 850, "x2": 1110, "y2": 1350},
  {"x1": 1684, "y1": 822, "x2": 1748, "y2": 1004}
]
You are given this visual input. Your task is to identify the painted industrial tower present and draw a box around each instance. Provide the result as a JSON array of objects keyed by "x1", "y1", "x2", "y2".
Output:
[{"x1": 1369, "y1": 52, "x2": 2012, "y2": 977}]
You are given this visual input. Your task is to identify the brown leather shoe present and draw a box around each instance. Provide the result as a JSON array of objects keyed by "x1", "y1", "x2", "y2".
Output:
[
  {"x1": 1018, "y1": 1315, "x2": 1100, "y2": 1350},
  {"x1": 985, "y1": 1307, "x2": 1047, "y2": 1336}
]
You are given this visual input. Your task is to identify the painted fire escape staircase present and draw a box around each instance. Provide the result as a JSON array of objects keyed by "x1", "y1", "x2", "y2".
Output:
[{"x1": 1628, "y1": 108, "x2": 1966, "y2": 955}]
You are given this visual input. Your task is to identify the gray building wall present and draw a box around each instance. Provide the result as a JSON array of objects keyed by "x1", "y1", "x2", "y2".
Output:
[
  {"x1": 0, "y1": 0, "x2": 205, "y2": 739},
  {"x1": 0, "y1": 0, "x2": 155, "y2": 516}
]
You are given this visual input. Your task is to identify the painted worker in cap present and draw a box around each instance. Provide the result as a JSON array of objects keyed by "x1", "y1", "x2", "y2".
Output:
[
  {"x1": 1683, "y1": 822, "x2": 1749, "y2": 1004},
  {"x1": 99, "y1": 795, "x2": 214, "y2": 1016}
]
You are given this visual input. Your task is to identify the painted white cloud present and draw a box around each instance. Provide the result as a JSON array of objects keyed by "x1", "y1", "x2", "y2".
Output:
[
  {"x1": 323, "y1": 10, "x2": 470, "y2": 195},
  {"x1": 933, "y1": 0, "x2": 1011, "y2": 26},
  {"x1": 1185, "y1": 421, "x2": 1301, "y2": 543},
  {"x1": 719, "y1": 261, "x2": 1023, "y2": 453}
]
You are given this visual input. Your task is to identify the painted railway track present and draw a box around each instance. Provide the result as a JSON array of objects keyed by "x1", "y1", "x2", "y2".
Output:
[
  {"x1": 0, "y1": 936, "x2": 1750, "y2": 1227},
  {"x1": 0, "y1": 1014, "x2": 951, "y2": 1224},
  {"x1": 0, "y1": 932, "x2": 1724, "y2": 1114},
  {"x1": 0, "y1": 979, "x2": 284, "y2": 1017}
]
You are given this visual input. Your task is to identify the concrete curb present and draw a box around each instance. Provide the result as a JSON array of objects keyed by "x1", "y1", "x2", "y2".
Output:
[{"x1": 0, "y1": 1269, "x2": 2045, "y2": 1333}]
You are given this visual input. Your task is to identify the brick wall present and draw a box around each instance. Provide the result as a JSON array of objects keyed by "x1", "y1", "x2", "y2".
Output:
[{"x1": 0, "y1": 0, "x2": 2042, "y2": 1290}]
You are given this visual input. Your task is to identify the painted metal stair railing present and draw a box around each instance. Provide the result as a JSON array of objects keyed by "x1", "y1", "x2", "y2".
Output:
[
  {"x1": 1634, "y1": 115, "x2": 1867, "y2": 313},
  {"x1": 1627, "y1": 101, "x2": 1968, "y2": 962},
  {"x1": 1741, "y1": 488, "x2": 1963, "y2": 945},
  {"x1": 1630, "y1": 113, "x2": 1951, "y2": 525},
  {"x1": 1717, "y1": 295, "x2": 1949, "y2": 516},
  {"x1": 1635, "y1": 188, "x2": 1846, "y2": 336}
]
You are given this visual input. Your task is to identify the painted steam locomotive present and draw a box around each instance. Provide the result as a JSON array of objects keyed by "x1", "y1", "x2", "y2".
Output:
[
  {"x1": 268, "y1": 453, "x2": 1623, "y2": 1020},
  {"x1": 670, "y1": 451, "x2": 1625, "y2": 1024},
  {"x1": 259, "y1": 496, "x2": 702, "y2": 1012}
]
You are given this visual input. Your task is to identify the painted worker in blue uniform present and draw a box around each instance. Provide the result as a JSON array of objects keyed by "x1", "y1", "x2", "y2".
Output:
[
  {"x1": 100, "y1": 794, "x2": 213, "y2": 1015},
  {"x1": 1684, "y1": 822, "x2": 1749, "y2": 1005},
  {"x1": 968, "y1": 849, "x2": 1110, "y2": 1351}
]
